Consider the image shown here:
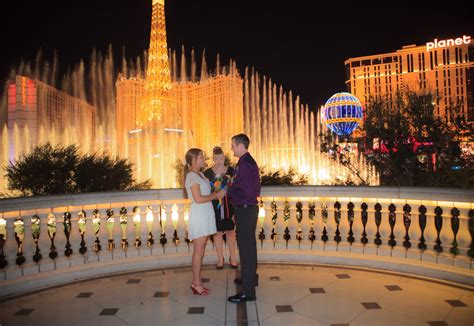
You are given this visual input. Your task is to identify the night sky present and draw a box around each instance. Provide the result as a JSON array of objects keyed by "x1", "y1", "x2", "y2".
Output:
[{"x1": 1, "y1": 0, "x2": 473, "y2": 109}]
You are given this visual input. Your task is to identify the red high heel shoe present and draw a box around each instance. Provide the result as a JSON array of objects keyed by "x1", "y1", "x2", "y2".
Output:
[
  {"x1": 229, "y1": 257, "x2": 238, "y2": 269},
  {"x1": 216, "y1": 257, "x2": 224, "y2": 270},
  {"x1": 190, "y1": 283, "x2": 210, "y2": 296}
]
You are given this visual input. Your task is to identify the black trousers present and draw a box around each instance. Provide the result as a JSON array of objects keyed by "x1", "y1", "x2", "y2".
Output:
[{"x1": 234, "y1": 206, "x2": 258, "y2": 297}]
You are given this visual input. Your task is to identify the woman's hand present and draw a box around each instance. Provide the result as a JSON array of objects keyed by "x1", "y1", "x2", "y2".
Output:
[{"x1": 215, "y1": 190, "x2": 226, "y2": 199}]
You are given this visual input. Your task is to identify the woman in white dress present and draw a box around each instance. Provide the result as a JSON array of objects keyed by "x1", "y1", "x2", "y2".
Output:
[{"x1": 184, "y1": 148, "x2": 225, "y2": 296}]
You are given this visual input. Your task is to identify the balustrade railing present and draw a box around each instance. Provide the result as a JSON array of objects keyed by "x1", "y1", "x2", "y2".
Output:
[{"x1": 0, "y1": 186, "x2": 473, "y2": 297}]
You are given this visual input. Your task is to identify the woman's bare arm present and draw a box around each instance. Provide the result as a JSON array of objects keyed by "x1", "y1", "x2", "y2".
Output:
[{"x1": 191, "y1": 183, "x2": 225, "y2": 204}]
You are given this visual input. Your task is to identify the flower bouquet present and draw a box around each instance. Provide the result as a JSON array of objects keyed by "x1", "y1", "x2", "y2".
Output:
[{"x1": 210, "y1": 174, "x2": 231, "y2": 208}]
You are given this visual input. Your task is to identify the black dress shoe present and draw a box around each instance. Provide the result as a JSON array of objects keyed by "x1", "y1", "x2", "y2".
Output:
[
  {"x1": 234, "y1": 274, "x2": 259, "y2": 286},
  {"x1": 228, "y1": 293, "x2": 256, "y2": 303}
]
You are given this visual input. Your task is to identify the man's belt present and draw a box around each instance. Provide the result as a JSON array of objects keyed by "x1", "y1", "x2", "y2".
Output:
[{"x1": 234, "y1": 204, "x2": 257, "y2": 208}]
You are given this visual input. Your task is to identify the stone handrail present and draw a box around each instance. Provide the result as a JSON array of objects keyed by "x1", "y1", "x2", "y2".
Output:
[{"x1": 0, "y1": 186, "x2": 473, "y2": 298}]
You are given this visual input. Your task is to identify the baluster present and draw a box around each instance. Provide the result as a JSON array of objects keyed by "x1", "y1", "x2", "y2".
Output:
[
  {"x1": 283, "y1": 200, "x2": 291, "y2": 248},
  {"x1": 468, "y1": 209, "x2": 474, "y2": 259},
  {"x1": 132, "y1": 207, "x2": 142, "y2": 248},
  {"x1": 434, "y1": 206, "x2": 443, "y2": 253},
  {"x1": 374, "y1": 203, "x2": 382, "y2": 247},
  {"x1": 171, "y1": 204, "x2": 180, "y2": 251},
  {"x1": 14, "y1": 215, "x2": 25, "y2": 266},
  {"x1": 78, "y1": 210, "x2": 88, "y2": 254},
  {"x1": 106, "y1": 208, "x2": 115, "y2": 252},
  {"x1": 160, "y1": 204, "x2": 167, "y2": 252},
  {"x1": 63, "y1": 211, "x2": 73, "y2": 257},
  {"x1": 147, "y1": 205, "x2": 155, "y2": 248},
  {"x1": 119, "y1": 207, "x2": 128, "y2": 251},
  {"x1": 360, "y1": 203, "x2": 368, "y2": 245},
  {"x1": 334, "y1": 202, "x2": 342, "y2": 245},
  {"x1": 403, "y1": 204, "x2": 411, "y2": 249},
  {"x1": 0, "y1": 215, "x2": 7, "y2": 269},
  {"x1": 258, "y1": 199, "x2": 266, "y2": 248},
  {"x1": 270, "y1": 200, "x2": 278, "y2": 248},
  {"x1": 347, "y1": 202, "x2": 355, "y2": 244},
  {"x1": 184, "y1": 204, "x2": 191, "y2": 251},
  {"x1": 418, "y1": 205, "x2": 427, "y2": 251},
  {"x1": 92, "y1": 209, "x2": 102, "y2": 253},
  {"x1": 450, "y1": 207, "x2": 460, "y2": 256},
  {"x1": 321, "y1": 202, "x2": 328, "y2": 243},
  {"x1": 47, "y1": 212, "x2": 58, "y2": 260},
  {"x1": 308, "y1": 201, "x2": 316, "y2": 248},
  {"x1": 388, "y1": 204, "x2": 397, "y2": 248},
  {"x1": 295, "y1": 201, "x2": 303, "y2": 249},
  {"x1": 31, "y1": 215, "x2": 42, "y2": 263}
]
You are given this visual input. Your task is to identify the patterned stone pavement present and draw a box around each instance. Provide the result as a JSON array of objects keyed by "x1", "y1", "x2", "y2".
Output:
[{"x1": 1, "y1": 263, "x2": 473, "y2": 326}]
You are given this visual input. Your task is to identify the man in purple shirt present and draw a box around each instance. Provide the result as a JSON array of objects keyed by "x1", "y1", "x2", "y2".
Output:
[{"x1": 227, "y1": 133, "x2": 261, "y2": 303}]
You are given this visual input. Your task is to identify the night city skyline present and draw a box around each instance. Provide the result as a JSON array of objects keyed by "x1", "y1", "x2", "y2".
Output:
[{"x1": 2, "y1": 0, "x2": 473, "y2": 109}]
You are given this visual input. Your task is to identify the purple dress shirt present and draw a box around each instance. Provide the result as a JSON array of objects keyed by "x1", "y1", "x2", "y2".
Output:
[{"x1": 228, "y1": 152, "x2": 261, "y2": 206}]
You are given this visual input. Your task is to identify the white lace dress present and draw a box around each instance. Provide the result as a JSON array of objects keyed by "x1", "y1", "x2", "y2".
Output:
[{"x1": 185, "y1": 171, "x2": 217, "y2": 240}]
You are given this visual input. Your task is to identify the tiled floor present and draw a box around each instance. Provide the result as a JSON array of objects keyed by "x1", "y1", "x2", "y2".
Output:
[{"x1": 0, "y1": 263, "x2": 473, "y2": 326}]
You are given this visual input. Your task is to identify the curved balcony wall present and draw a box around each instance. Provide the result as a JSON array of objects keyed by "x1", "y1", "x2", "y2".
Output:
[{"x1": 0, "y1": 186, "x2": 473, "y2": 298}]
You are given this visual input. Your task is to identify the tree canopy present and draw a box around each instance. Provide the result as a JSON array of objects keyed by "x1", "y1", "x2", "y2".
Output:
[{"x1": 5, "y1": 143, "x2": 151, "y2": 196}]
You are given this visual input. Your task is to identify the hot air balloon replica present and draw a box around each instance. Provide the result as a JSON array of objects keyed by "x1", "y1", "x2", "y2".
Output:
[{"x1": 321, "y1": 92, "x2": 364, "y2": 136}]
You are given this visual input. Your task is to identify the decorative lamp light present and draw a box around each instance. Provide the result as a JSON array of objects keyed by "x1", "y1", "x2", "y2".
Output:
[
  {"x1": 63, "y1": 211, "x2": 73, "y2": 257},
  {"x1": 183, "y1": 204, "x2": 189, "y2": 226},
  {"x1": 132, "y1": 206, "x2": 141, "y2": 248},
  {"x1": 321, "y1": 202, "x2": 329, "y2": 243},
  {"x1": 295, "y1": 201, "x2": 304, "y2": 248},
  {"x1": 31, "y1": 215, "x2": 42, "y2": 262},
  {"x1": 92, "y1": 209, "x2": 102, "y2": 253},
  {"x1": 160, "y1": 204, "x2": 167, "y2": 231},
  {"x1": 258, "y1": 199, "x2": 266, "y2": 248},
  {"x1": 0, "y1": 216, "x2": 6, "y2": 240},
  {"x1": 183, "y1": 204, "x2": 190, "y2": 249},
  {"x1": 270, "y1": 200, "x2": 278, "y2": 248},
  {"x1": 106, "y1": 209, "x2": 115, "y2": 251},
  {"x1": 146, "y1": 205, "x2": 154, "y2": 247},
  {"x1": 119, "y1": 207, "x2": 128, "y2": 250},
  {"x1": 78, "y1": 210, "x2": 88, "y2": 254},
  {"x1": 308, "y1": 201, "x2": 316, "y2": 248},
  {"x1": 171, "y1": 204, "x2": 179, "y2": 229},
  {"x1": 47, "y1": 212, "x2": 58, "y2": 259},
  {"x1": 283, "y1": 200, "x2": 291, "y2": 248},
  {"x1": 14, "y1": 215, "x2": 25, "y2": 266},
  {"x1": 172, "y1": 204, "x2": 179, "y2": 248},
  {"x1": 160, "y1": 204, "x2": 168, "y2": 249},
  {"x1": 258, "y1": 199, "x2": 266, "y2": 227},
  {"x1": 0, "y1": 215, "x2": 7, "y2": 269},
  {"x1": 0, "y1": 216, "x2": 6, "y2": 242}
]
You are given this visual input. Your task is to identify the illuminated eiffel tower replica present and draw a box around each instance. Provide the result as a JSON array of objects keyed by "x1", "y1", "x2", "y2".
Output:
[
  {"x1": 116, "y1": 0, "x2": 244, "y2": 188},
  {"x1": 138, "y1": 0, "x2": 173, "y2": 124},
  {"x1": 126, "y1": 0, "x2": 190, "y2": 188}
]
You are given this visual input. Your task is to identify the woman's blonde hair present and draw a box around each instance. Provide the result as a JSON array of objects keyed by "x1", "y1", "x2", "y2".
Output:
[{"x1": 183, "y1": 148, "x2": 203, "y2": 187}]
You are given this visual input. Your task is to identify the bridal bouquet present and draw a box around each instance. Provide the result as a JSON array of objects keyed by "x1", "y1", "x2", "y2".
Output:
[{"x1": 210, "y1": 174, "x2": 231, "y2": 208}]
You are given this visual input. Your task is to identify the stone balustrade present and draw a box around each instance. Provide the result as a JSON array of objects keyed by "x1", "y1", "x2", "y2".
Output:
[{"x1": 0, "y1": 186, "x2": 473, "y2": 298}]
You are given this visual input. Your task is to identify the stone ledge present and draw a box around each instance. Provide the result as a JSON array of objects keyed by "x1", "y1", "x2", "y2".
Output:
[
  {"x1": 257, "y1": 250, "x2": 473, "y2": 287},
  {"x1": 1, "y1": 248, "x2": 472, "y2": 300}
]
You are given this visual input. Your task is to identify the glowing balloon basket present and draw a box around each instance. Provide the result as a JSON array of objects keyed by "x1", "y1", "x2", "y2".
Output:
[{"x1": 322, "y1": 92, "x2": 364, "y2": 136}]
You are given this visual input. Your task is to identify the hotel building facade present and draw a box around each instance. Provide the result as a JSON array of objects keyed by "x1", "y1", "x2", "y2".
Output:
[
  {"x1": 115, "y1": 74, "x2": 146, "y2": 156},
  {"x1": 344, "y1": 35, "x2": 474, "y2": 122},
  {"x1": 171, "y1": 72, "x2": 244, "y2": 153},
  {"x1": 114, "y1": 68, "x2": 244, "y2": 187},
  {"x1": 7, "y1": 75, "x2": 96, "y2": 158}
]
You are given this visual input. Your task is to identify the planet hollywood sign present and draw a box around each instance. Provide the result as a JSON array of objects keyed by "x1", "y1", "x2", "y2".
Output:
[{"x1": 426, "y1": 35, "x2": 471, "y2": 52}]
